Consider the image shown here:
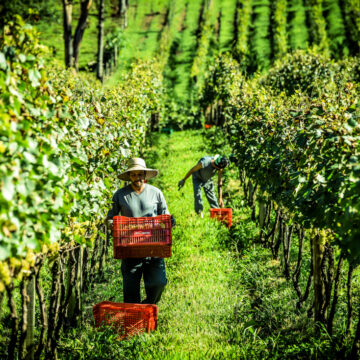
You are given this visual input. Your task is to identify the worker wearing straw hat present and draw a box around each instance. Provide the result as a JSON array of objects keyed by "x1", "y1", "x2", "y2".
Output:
[
  {"x1": 178, "y1": 155, "x2": 229, "y2": 218},
  {"x1": 107, "y1": 158, "x2": 174, "y2": 304}
]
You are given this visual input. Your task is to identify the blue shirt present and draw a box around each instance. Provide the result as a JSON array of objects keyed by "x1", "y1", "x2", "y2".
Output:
[{"x1": 192, "y1": 156, "x2": 217, "y2": 183}]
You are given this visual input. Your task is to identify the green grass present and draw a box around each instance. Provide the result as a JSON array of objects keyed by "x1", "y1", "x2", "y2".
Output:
[
  {"x1": 0, "y1": 129, "x2": 355, "y2": 358},
  {"x1": 287, "y1": 0, "x2": 308, "y2": 50},
  {"x1": 36, "y1": 1, "x2": 122, "y2": 69},
  {"x1": 250, "y1": 0, "x2": 272, "y2": 71},
  {"x1": 55, "y1": 130, "x2": 350, "y2": 359},
  {"x1": 218, "y1": 0, "x2": 237, "y2": 52},
  {"x1": 170, "y1": 0, "x2": 203, "y2": 99}
]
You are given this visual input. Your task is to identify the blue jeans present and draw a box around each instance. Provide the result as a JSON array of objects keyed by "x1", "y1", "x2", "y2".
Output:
[
  {"x1": 192, "y1": 176, "x2": 219, "y2": 213},
  {"x1": 121, "y1": 257, "x2": 167, "y2": 304}
]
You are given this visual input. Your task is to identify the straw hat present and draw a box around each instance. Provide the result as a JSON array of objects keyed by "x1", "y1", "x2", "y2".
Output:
[{"x1": 118, "y1": 158, "x2": 158, "y2": 180}]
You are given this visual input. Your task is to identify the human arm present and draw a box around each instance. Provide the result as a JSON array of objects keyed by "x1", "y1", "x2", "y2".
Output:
[
  {"x1": 178, "y1": 162, "x2": 203, "y2": 190},
  {"x1": 105, "y1": 192, "x2": 121, "y2": 230},
  {"x1": 157, "y1": 190, "x2": 176, "y2": 227},
  {"x1": 218, "y1": 169, "x2": 224, "y2": 208}
]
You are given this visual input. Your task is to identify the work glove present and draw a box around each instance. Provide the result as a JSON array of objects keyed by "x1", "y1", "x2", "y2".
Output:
[{"x1": 178, "y1": 179, "x2": 185, "y2": 190}]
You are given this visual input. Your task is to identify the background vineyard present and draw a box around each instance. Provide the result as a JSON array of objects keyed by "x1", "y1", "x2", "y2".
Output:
[{"x1": 1, "y1": 0, "x2": 360, "y2": 359}]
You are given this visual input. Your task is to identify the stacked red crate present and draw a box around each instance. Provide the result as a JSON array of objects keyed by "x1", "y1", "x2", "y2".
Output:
[{"x1": 112, "y1": 214, "x2": 172, "y2": 259}]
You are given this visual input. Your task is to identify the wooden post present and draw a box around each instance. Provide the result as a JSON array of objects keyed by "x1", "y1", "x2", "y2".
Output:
[
  {"x1": 97, "y1": 0, "x2": 105, "y2": 82},
  {"x1": 313, "y1": 230, "x2": 326, "y2": 323},
  {"x1": 25, "y1": 275, "x2": 35, "y2": 360},
  {"x1": 114, "y1": 45, "x2": 118, "y2": 66},
  {"x1": 258, "y1": 200, "x2": 266, "y2": 228}
]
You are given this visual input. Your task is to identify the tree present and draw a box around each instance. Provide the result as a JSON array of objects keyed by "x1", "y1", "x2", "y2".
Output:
[{"x1": 62, "y1": 0, "x2": 93, "y2": 69}]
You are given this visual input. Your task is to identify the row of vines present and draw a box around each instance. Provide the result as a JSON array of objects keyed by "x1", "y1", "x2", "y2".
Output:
[
  {"x1": 201, "y1": 51, "x2": 360, "y2": 357},
  {"x1": 152, "y1": 0, "x2": 360, "y2": 129},
  {"x1": 0, "y1": 17, "x2": 162, "y2": 359}
]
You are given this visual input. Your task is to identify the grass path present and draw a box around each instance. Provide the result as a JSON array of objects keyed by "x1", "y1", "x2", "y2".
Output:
[
  {"x1": 139, "y1": 130, "x2": 245, "y2": 358},
  {"x1": 60, "y1": 130, "x2": 310, "y2": 359}
]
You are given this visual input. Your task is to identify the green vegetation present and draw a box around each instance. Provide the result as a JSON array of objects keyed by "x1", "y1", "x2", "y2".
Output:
[
  {"x1": 201, "y1": 51, "x2": 360, "y2": 257},
  {"x1": 1, "y1": 1, "x2": 360, "y2": 359},
  {"x1": 55, "y1": 130, "x2": 351, "y2": 359},
  {"x1": 0, "y1": 16, "x2": 162, "y2": 271},
  {"x1": 287, "y1": 0, "x2": 308, "y2": 51},
  {"x1": 250, "y1": 0, "x2": 272, "y2": 71},
  {"x1": 218, "y1": 0, "x2": 237, "y2": 52}
]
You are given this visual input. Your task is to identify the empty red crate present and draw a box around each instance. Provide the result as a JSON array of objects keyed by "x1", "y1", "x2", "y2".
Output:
[
  {"x1": 112, "y1": 214, "x2": 172, "y2": 259},
  {"x1": 210, "y1": 208, "x2": 232, "y2": 228},
  {"x1": 93, "y1": 301, "x2": 158, "y2": 339}
]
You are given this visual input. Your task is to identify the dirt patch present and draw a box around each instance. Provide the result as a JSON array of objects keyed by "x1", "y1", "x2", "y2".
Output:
[
  {"x1": 143, "y1": 12, "x2": 159, "y2": 30},
  {"x1": 179, "y1": 5, "x2": 188, "y2": 33}
]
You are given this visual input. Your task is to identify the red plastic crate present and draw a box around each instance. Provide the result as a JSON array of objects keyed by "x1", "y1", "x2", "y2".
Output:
[
  {"x1": 204, "y1": 124, "x2": 214, "y2": 129},
  {"x1": 112, "y1": 214, "x2": 172, "y2": 259},
  {"x1": 93, "y1": 301, "x2": 158, "y2": 339},
  {"x1": 210, "y1": 208, "x2": 232, "y2": 228}
]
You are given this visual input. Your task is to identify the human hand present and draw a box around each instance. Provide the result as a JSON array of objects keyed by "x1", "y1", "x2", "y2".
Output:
[
  {"x1": 178, "y1": 179, "x2": 185, "y2": 190},
  {"x1": 106, "y1": 219, "x2": 113, "y2": 231},
  {"x1": 171, "y1": 215, "x2": 176, "y2": 227}
]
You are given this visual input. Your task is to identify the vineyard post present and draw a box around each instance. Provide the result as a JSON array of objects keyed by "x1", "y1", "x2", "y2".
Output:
[
  {"x1": 0, "y1": 291, "x2": 3, "y2": 318},
  {"x1": 72, "y1": 247, "x2": 84, "y2": 324},
  {"x1": 313, "y1": 230, "x2": 326, "y2": 323},
  {"x1": 25, "y1": 275, "x2": 35, "y2": 360},
  {"x1": 114, "y1": 45, "x2": 118, "y2": 66},
  {"x1": 6, "y1": 282, "x2": 19, "y2": 360},
  {"x1": 119, "y1": 0, "x2": 128, "y2": 29},
  {"x1": 258, "y1": 199, "x2": 266, "y2": 243},
  {"x1": 97, "y1": 0, "x2": 105, "y2": 82}
]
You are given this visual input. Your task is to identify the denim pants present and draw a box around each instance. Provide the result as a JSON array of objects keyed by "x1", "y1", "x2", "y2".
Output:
[
  {"x1": 121, "y1": 257, "x2": 167, "y2": 304},
  {"x1": 192, "y1": 176, "x2": 219, "y2": 213}
]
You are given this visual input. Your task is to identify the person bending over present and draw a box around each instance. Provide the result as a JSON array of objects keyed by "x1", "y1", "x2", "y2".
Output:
[{"x1": 178, "y1": 155, "x2": 229, "y2": 217}]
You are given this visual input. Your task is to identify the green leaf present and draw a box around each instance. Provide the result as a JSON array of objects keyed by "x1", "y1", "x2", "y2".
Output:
[
  {"x1": 2, "y1": 177, "x2": 15, "y2": 201},
  {"x1": 0, "y1": 243, "x2": 11, "y2": 261},
  {"x1": 348, "y1": 117, "x2": 357, "y2": 128},
  {"x1": 24, "y1": 151, "x2": 36, "y2": 163},
  {"x1": 19, "y1": 53, "x2": 26, "y2": 63},
  {"x1": 0, "y1": 52, "x2": 7, "y2": 70},
  {"x1": 29, "y1": 68, "x2": 41, "y2": 87}
]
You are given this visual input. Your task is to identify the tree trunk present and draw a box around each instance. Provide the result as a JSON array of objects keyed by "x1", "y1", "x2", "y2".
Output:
[
  {"x1": 73, "y1": 0, "x2": 93, "y2": 70},
  {"x1": 97, "y1": 0, "x2": 105, "y2": 82},
  {"x1": 62, "y1": 0, "x2": 73, "y2": 67}
]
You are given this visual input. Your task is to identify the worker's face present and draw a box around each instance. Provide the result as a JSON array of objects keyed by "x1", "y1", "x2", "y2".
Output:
[{"x1": 129, "y1": 170, "x2": 146, "y2": 190}]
